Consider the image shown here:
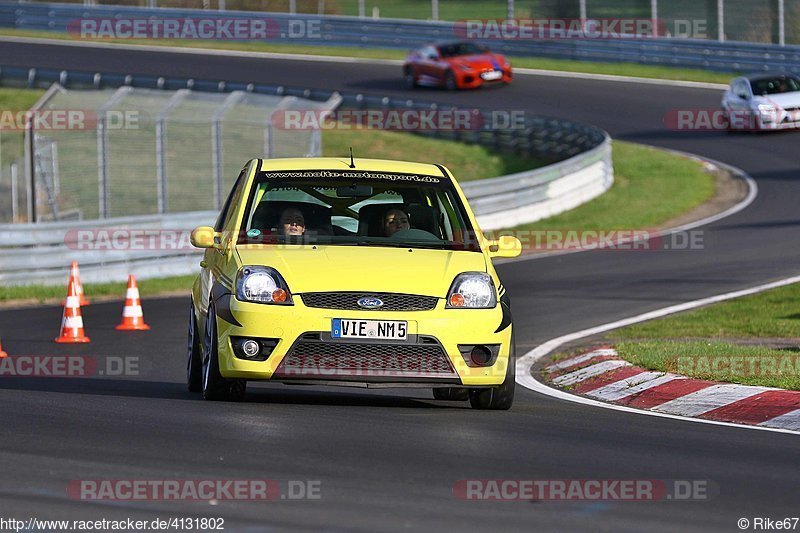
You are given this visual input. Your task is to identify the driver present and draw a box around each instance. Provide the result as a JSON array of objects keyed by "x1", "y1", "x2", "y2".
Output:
[
  {"x1": 383, "y1": 208, "x2": 410, "y2": 237},
  {"x1": 279, "y1": 207, "x2": 306, "y2": 236}
]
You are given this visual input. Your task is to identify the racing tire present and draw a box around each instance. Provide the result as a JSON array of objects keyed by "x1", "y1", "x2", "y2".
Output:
[
  {"x1": 403, "y1": 67, "x2": 418, "y2": 89},
  {"x1": 433, "y1": 387, "x2": 469, "y2": 401},
  {"x1": 187, "y1": 297, "x2": 203, "y2": 392},
  {"x1": 202, "y1": 298, "x2": 247, "y2": 402},
  {"x1": 468, "y1": 336, "x2": 515, "y2": 410},
  {"x1": 444, "y1": 71, "x2": 457, "y2": 91}
]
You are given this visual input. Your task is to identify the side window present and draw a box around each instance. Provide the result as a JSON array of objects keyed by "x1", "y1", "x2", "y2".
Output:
[
  {"x1": 735, "y1": 81, "x2": 750, "y2": 99},
  {"x1": 214, "y1": 167, "x2": 248, "y2": 232}
]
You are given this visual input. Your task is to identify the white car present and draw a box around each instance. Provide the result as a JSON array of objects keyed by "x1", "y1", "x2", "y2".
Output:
[{"x1": 721, "y1": 73, "x2": 800, "y2": 131}]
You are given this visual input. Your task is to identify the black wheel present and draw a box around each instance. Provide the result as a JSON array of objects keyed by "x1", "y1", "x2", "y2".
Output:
[
  {"x1": 468, "y1": 336, "x2": 515, "y2": 410},
  {"x1": 433, "y1": 387, "x2": 469, "y2": 401},
  {"x1": 202, "y1": 298, "x2": 246, "y2": 402},
  {"x1": 187, "y1": 297, "x2": 202, "y2": 392},
  {"x1": 444, "y1": 71, "x2": 457, "y2": 91},
  {"x1": 403, "y1": 67, "x2": 417, "y2": 89}
]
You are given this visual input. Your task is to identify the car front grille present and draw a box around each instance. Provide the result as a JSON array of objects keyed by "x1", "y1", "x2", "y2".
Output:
[
  {"x1": 300, "y1": 292, "x2": 438, "y2": 311},
  {"x1": 273, "y1": 337, "x2": 457, "y2": 379}
]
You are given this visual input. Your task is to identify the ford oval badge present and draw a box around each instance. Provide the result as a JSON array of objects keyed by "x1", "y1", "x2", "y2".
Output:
[{"x1": 357, "y1": 297, "x2": 384, "y2": 309}]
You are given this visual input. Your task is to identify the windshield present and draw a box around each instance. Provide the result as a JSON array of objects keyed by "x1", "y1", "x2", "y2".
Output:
[
  {"x1": 750, "y1": 76, "x2": 800, "y2": 95},
  {"x1": 237, "y1": 169, "x2": 480, "y2": 251},
  {"x1": 438, "y1": 42, "x2": 489, "y2": 58}
]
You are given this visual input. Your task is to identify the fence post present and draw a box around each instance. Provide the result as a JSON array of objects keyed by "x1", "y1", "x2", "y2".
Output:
[
  {"x1": 651, "y1": 0, "x2": 658, "y2": 38},
  {"x1": 432, "y1": 0, "x2": 438, "y2": 21},
  {"x1": 24, "y1": 123, "x2": 34, "y2": 222},
  {"x1": 96, "y1": 113, "x2": 109, "y2": 218},
  {"x1": 289, "y1": 0, "x2": 296, "y2": 14},
  {"x1": 778, "y1": 0, "x2": 785, "y2": 46},
  {"x1": 211, "y1": 91, "x2": 245, "y2": 210},
  {"x1": 11, "y1": 163, "x2": 18, "y2": 223},
  {"x1": 155, "y1": 89, "x2": 188, "y2": 214},
  {"x1": 717, "y1": 0, "x2": 724, "y2": 42},
  {"x1": 358, "y1": 0, "x2": 364, "y2": 18},
  {"x1": 96, "y1": 86, "x2": 132, "y2": 219},
  {"x1": 507, "y1": 0, "x2": 514, "y2": 20}
]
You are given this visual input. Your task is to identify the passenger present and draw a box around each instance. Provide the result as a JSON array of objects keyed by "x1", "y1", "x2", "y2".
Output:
[
  {"x1": 383, "y1": 208, "x2": 410, "y2": 237},
  {"x1": 279, "y1": 207, "x2": 306, "y2": 236}
]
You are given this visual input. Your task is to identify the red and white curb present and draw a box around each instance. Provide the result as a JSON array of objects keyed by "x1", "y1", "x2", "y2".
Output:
[{"x1": 544, "y1": 348, "x2": 800, "y2": 431}]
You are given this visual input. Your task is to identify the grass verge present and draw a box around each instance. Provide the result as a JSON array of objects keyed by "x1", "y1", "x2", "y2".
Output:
[
  {"x1": 0, "y1": 275, "x2": 196, "y2": 304},
  {"x1": 322, "y1": 126, "x2": 540, "y2": 182},
  {"x1": 0, "y1": 28, "x2": 734, "y2": 85},
  {"x1": 606, "y1": 282, "x2": 800, "y2": 390},
  {"x1": 512, "y1": 140, "x2": 715, "y2": 233}
]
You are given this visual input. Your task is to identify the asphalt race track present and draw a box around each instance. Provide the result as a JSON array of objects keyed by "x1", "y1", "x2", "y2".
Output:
[{"x1": 1, "y1": 40, "x2": 799, "y2": 531}]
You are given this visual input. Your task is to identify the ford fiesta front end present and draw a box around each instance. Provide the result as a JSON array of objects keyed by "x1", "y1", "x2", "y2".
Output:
[{"x1": 188, "y1": 157, "x2": 522, "y2": 409}]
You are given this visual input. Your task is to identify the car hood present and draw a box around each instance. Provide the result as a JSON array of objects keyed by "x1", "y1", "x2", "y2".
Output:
[
  {"x1": 753, "y1": 92, "x2": 800, "y2": 108},
  {"x1": 450, "y1": 54, "x2": 505, "y2": 70},
  {"x1": 235, "y1": 245, "x2": 487, "y2": 296}
]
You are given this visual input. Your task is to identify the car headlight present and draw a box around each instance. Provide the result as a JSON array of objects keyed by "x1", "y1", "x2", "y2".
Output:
[
  {"x1": 235, "y1": 266, "x2": 293, "y2": 305},
  {"x1": 446, "y1": 272, "x2": 497, "y2": 308},
  {"x1": 757, "y1": 103, "x2": 777, "y2": 118}
]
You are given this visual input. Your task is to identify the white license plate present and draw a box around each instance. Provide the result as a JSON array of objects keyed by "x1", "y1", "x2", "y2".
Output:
[
  {"x1": 481, "y1": 70, "x2": 503, "y2": 81},
  {"x1": 332, "y1": 319, "x2": 408, "y2": 340}
]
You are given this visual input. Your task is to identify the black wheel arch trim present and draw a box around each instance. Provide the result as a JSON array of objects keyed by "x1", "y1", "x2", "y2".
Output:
[
  {"x1": 494, "y1": 292, "x2": 512, "y2": 333},
  {"x1": 211, "y1": 280, "x2": 242, "y2": 327}
]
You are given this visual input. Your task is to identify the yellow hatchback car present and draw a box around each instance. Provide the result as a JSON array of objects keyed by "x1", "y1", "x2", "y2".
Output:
[{"x1": 188, "y1": 157, "x2": 522, "y2": 409}]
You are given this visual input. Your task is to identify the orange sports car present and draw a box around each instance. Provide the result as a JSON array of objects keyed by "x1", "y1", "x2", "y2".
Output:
[{"x1": 403, "y1": 41, "x2": 513, "y2": 90}]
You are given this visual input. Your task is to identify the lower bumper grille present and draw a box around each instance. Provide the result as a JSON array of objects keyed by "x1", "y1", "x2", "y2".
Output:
[{"x1": 273, "y1": 338, "x2": 457, "y2": 379}]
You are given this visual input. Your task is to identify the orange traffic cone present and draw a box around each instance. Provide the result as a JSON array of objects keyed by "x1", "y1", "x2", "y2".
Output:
[
  {"x1": 55, "y1": 277, "x2": 90, "y2": 343},
  {"x1": 0, "y1": 335, "x2": 8, "y2": 358},
  {"x1": 62, "y1": 261, "x2": 89, "y2": 306},
  {"x1": 115, "y1": 275, "x2": 150, "y2": 331}
]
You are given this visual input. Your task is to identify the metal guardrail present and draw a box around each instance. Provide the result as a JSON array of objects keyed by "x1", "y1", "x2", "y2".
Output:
[
  {"x1": 1, "y1": 2, "x2": 800, "y2": 74},
  {"x1": 462, "y1": 136, "x2": 612, "y2": 230},
  {"x1": 0, "y1": 211, "x2": 213, "y2": 284},
  {"x1": 0, "y1": 64, "x2": 612, "y2": 286}
]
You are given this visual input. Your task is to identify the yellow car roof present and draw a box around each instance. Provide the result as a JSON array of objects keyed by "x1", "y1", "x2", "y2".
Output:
[{"x1": 257, "y1": 157, "x2": 453, "y2": 180}]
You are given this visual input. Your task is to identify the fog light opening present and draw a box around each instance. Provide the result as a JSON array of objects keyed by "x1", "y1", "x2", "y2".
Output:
[
  {"x1": 470, "y1": 345, "x2": 492, "y2": 366},
  {"x1": 241, "y1": 339, "x2": 260, "y2": 359}
]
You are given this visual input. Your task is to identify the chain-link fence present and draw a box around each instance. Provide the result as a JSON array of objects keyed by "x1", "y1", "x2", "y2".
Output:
[
  {"x1": 15, "y1": 0, "x2": 799, "y2": 44},
  {"x1": 0, "y1": 84, "x2": 339, "y2": 222}
]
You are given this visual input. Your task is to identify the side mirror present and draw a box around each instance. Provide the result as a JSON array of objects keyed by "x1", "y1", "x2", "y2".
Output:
[
  {"x1": 488, "y1": 235, "x2": 522, "y2": 258},
  {"x1": 191, "y1": 226, "x2": 218, "y2": 249}
]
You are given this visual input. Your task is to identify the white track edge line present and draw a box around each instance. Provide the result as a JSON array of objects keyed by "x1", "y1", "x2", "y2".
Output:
[
  {"x1": 516, "y1": 274, "x2": 800, "y2": 436},
  {"x1": 0, "y1": 35, "x2": 727, "y2": 88},
  {"x1": 0, "y1": 35, "x2": 404, "y2": 64},
  {"x1": 495, "y1": 154, "x2": 758, "y2": 264}
]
